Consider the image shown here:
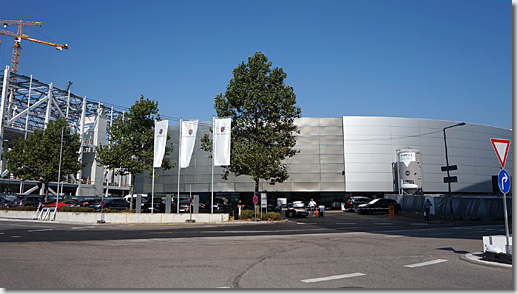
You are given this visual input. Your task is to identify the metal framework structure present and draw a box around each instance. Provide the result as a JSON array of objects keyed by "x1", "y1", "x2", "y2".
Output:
[{"x1": 0, "y1": 67, "x2": 129, "y2": 196}]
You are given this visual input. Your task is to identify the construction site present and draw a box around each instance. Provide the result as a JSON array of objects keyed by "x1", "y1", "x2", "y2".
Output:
[{"x1": 0, "y1": 19, "x2": 130, "y2": 199}]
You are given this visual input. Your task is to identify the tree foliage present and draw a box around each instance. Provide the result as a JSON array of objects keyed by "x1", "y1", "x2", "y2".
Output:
[
  {"x1": 96, "y1": 95, "x2": 174, "y2": 208},
  {"x1": 4, "y1": 118, "x2": 83, "y2": 197},
  {"x1": 202, "y1": 52, "x2": 301, "y2": 194}
]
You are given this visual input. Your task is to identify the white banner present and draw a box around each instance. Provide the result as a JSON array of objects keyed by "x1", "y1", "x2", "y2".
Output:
[
  {"x1": 180, "y1": 119, "x2": 198, "y2": 168},
  {"x1": 214, "y1": 118, "x2": 231, "y2": 166},
  {"x1": 153, "y1": 120, "x2": 169, "y2": 168}
]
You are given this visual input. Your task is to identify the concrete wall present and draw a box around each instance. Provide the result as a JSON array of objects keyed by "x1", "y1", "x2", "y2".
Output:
[{"x1": 0, "y1": 210, "x2": 229, "y2": 224}]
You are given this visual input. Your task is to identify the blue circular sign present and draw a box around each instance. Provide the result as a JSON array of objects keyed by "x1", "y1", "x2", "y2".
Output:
[
  {"x1": 100, "y1": 200, "x2": 106, "y2": 207},
  {"x1": 498, "y1": 169, "x2": 511, "y2": 194},
  {"x1": 252, "y1": 195, "x2": 259, "y2": 205}
]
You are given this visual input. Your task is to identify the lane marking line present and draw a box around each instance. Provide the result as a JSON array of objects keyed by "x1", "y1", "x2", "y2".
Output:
[
  {"x1": 374, "y1": 223, "x2": 394, "y2": 225},
  {"x1": 28, "y1": 229, "x2": 54, "y2": 232},
  {"x1": 301, "y1": 273, "x2": 366, "y2": 283},
  {"x1": 404, "y1": 259, "x2": 448, "y2": 268},
  {"x1": 297, "y1": 223, "x2": 317, "y2": 225},
  {"x1": 336, "y1": 223, "x2": 357, "y2": 225}
]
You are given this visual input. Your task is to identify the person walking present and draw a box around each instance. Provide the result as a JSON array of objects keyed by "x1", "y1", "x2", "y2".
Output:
[
  {"x1": 308, "y1": 199, "x2": 317, "y2": 216},
  {"x1": 424, "y1": 199, "x2": 432, "y2": 221}
]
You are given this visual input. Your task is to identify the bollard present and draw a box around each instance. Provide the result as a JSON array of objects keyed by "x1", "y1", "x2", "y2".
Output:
[{"x1": 388, "y1": 205, "x2": 395, "y2": 219}]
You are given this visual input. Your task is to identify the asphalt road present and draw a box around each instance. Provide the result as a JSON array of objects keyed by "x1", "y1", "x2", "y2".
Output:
[{"x1": 0, "y1": 211, "x2": 513, "y2": 290}]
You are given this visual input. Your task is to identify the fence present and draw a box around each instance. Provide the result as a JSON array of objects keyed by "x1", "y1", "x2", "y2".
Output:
[{"x1": 385, "y1": 194, "x2": 512, "y2": 221}]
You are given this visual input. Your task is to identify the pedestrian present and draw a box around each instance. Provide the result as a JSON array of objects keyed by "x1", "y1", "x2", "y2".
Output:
[
  {"x1": 233, "y1": 199, "x2": 240, "y2": 220},
  {"x1": 424, "y1": 199, "x2": 432, "y2": 221},
  {"x1": 308, "y1": 199, "x2": 317, "y2": 216}
]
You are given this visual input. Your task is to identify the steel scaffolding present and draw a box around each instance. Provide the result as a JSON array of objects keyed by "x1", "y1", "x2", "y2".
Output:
[{"x1": 0, "y1": 66, "x2": 130, "y2": 197}]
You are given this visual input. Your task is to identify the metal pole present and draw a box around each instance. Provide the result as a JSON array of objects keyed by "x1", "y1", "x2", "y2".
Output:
[
  {"x1": 151, "y1": 167, "x2": 155, "y2": 214},
  {"x1": 211, "y1": 115, "x2": 214, "y2": 215},
  {"x1": 442, "y1": 123, "x2": 465, "y2": 221},
  {"x1": 177, "y1": 118, "x2": 182, "y2": 214},
  {"x1": 53, "y1": 124, "x2": 65, "y2": 220},
  {"x1": 502, "y1": 192, "x2": 511, "y2": 253},
  {"x1": 443, "y1": 128, "x2": 453, "y2": 221}
]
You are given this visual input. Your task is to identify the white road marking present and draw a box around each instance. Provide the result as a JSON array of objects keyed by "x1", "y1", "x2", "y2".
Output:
[
  {"x1": 374, "y1": 223, "x2": 394, "y2": 225},
  {"x1": 71, "y1": 226, "x2": 96, "y2": 230},
  {"x1": 297, "y1": 223, "x2": 317, "y2": 225},
  {"x1": 28, "y1": 229, "x2": 53, "y2": 232},
  {"x1": 302, "y1": 273, "x2": 366, "y2": 283},
  {"x1": 404, "y1": 259, "x2": 448, "y2": 268},
  {"x1": 336, "y1": 222, "x2": 356, "y2": 225}
]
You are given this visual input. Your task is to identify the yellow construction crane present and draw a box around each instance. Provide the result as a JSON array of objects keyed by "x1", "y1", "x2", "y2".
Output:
[{"x1": 0, "y1": 19, "x2": 68, "y2": 77}]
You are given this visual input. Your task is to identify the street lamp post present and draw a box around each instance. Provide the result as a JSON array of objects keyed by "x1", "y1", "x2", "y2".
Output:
[{"x1": 443, "y1": 122, "x2": 465, "y2": 221}]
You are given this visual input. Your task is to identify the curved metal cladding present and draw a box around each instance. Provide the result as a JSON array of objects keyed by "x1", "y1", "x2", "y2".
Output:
[
  {"x1": 342, "y1": 116, "x2": 512, "y2": 194},
  {"x1": 136, "y1": 117, "x2": 512, "y2": 195}
]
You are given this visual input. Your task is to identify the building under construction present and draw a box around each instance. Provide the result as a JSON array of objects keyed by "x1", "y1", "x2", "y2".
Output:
[{"x1": 0, "y1": 67, "x2": 131, "y2": 198}]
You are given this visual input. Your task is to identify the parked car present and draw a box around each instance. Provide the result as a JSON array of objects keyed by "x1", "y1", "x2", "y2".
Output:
[
  {"x1": 76, "y1": 198, "x2": 102, "y2": 207},
  {"x1": 42, "y1": 199, "x2": 79, "y2": 210},
  {"x1": 89, "y1": 198, "x2": 130, "y2": 212},
  {"x1": 7, "y1": 196, "x2": 45, "y2": 208},
  {"x1": 355, "y1": 198, "x2": 401, "y2": 214},
  {"x1": 178, "y1": 200, "x2": 191, "y2": 213},
  {"x1": 142, "y1": 197, "x2": 165, "y2": 213},
  {"x1": 283, "y1": 202, "x2": 308, "y2": 218},
  {"x1": 344, "y1": 196, "x2": 372, "y2": 212}
]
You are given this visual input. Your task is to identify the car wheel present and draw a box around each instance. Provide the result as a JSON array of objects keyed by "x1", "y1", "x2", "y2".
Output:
[{"x1": 287, "y1": 211, "x2": 294, "y2": 218}]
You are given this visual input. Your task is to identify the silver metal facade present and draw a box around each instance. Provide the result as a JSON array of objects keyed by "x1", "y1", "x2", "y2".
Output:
[{"x1": 136, "y1": 116, "x2": 512, "y2": 195}]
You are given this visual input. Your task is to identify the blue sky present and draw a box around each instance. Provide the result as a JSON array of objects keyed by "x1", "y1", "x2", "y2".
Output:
[{"x1": 0, "y1": 0, "x2": 511, "y2": 129}]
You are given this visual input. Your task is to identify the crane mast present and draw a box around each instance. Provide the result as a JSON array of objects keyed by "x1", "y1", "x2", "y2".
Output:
[{"x1": 0, "y1": 19, "x2": 68, "y2": 80}]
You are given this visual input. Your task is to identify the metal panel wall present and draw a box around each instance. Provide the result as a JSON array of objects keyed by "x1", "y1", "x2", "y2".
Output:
[
  {"x1": 136, "y1": 117, "x2": 512, "y2": 195},
  {"x1": 343, "y1": 116, "x2": 512, "y2": 193}
]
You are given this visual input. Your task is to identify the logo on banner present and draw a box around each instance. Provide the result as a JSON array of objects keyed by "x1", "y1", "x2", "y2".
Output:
[
  {"x1": 159, "y1": 129, "x2": 163, "y2": 135},
  {"x1": 221, "y1": 127, "x2": 225, "y2": 133},
  {"x1": 188, "y1": 129, "x2": 193, "y2": 136}
]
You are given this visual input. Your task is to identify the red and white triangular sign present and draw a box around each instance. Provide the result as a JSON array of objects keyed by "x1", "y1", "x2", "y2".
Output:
[{"x1": 490, "y1": 138, "x2": 511, "y2": 169}]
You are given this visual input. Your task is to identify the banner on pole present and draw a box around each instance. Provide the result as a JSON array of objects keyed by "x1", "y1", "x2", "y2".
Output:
[
  {"x1": 180, "y1": 119, "x2": 198, "y2": 168},
  {"x1": 214, "y1": 118, "x2": 231, "y2": 166},
  {"x1": 153, "y1": 120, "x2": 168, "y2": 168}
]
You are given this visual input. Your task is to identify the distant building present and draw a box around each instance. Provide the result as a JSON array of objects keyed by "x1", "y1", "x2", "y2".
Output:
[{"x1": 135, "y1": 116, "x2": 512, "y2": 206}]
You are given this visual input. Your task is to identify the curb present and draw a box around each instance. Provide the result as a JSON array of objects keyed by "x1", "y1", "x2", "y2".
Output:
[{"x1": 460, "y1": 252, "x2": 512, "y2": 269}]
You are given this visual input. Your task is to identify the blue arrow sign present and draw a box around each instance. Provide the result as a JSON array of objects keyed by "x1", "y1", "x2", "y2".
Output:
[{"x1": 498, "y1": 169, "x2": 511, "y2": 194}]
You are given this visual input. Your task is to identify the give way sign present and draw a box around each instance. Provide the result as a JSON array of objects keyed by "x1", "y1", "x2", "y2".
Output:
[{"x1": 490, "y1": 138, "x2": 511, "y2": 169}]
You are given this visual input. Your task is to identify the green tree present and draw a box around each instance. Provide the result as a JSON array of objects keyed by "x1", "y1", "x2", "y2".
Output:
[
  {"x1": 202, "y1": 51, "x2": 301, "y2": 198},
  {"x1": 4, "y1": 117, "x2": 83, "y2": 200},
  {"x1": 96, "y1": 95, "x2": 174, "y2": 210}
]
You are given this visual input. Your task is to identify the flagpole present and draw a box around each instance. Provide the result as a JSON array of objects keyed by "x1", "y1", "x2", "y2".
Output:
[
  {"x1": 177, "y1": 118, "x2": 182, "y2": 214},
  {"x1": 151, "y1": 120, "x2": 156, "y2": 214},
  {"x1": 211, "y1": 115, "x2": 215, "y2": 215}
]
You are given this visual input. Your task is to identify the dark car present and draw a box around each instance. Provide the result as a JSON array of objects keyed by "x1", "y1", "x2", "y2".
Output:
[
  {"x1": 8, "y1": 196, "x2": 45, "y2": 208},
  {"x1": 76, "y1": 198, "x2": 102, "y2": 207},
  {"x1": 344, "y1": 196, "x2": 372, "y2": 212},
  {"x1": 200, "y1": 198, "x2": 229, "y2": 213},
  {"x1": 142, "y1": 197, "x2": 165, "y2": 213},
  {"x1": 89, "y1": 198, "x2": 130, "y2": 212},
  {"x1": 355, "y1": 198, "x2": 401, "y2": 214},
  {"x1": 283, "y1": 202, "x2": 308, "y2": 218}
]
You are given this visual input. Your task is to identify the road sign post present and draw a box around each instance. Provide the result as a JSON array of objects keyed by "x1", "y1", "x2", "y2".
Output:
[
  {"x1": 253, "y1": 195, "x2": 259, "y2": 221},
  {"x1": 491, "y1": 138, "x2": 512, "y2": 254}
]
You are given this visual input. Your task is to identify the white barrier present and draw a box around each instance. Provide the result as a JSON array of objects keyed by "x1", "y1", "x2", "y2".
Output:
[{"x1": 0, "y1": 210, "x2": 229, "y2": 224}]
